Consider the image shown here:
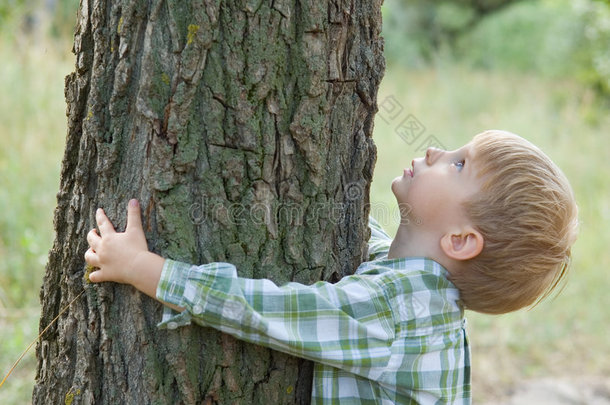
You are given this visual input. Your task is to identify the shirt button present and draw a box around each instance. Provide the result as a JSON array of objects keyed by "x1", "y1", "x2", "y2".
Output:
[
  {"x1": 167, "y1": 321, "x2": 178, "y2": 330},
  {"x1": 192, "y1": 304, "x2": 203, "y2": 315}
]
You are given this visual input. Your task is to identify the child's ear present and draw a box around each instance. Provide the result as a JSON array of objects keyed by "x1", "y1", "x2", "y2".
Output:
[{"x1": 440, "y1": 227, "x2": 484, "y2": 261}]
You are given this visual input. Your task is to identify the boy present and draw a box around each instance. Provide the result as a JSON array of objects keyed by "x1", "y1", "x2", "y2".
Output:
[{"x1": 84, "y1": 130, "x2": 578, "y2": 404}]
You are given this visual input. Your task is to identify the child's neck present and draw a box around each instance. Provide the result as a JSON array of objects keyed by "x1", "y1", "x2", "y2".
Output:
[
  {"x1": 388, "y1": 224, "x2": 458, "y2": 275},
  {"x1": 388, "y1": 223, "x2": 444, "y2": 264},
  {"x1": 388, "y1": 224, "x2": 422, "y2": 259}
]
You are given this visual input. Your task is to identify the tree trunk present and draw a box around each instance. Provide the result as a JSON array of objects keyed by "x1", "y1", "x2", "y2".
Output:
[{"x1": 34, "y1": 0, "x2": 383, "y2": 403}]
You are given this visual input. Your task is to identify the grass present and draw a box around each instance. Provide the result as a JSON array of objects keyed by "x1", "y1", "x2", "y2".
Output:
[
  {"x1": 1, "y1": 14, "x2": 609, "y2": 405},
  {"x1": 370, "y1": 62, "x2": 610, "y2": 401}
]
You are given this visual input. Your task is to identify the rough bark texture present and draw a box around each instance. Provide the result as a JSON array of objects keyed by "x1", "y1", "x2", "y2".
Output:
[{"x1": 34, "y1": 0, "x2": 384, "y2": 403}]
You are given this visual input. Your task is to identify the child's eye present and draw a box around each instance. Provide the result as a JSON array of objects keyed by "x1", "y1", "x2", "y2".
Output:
[{"x1": 453, "y1": 159, "x2": 465, "y2": 172}]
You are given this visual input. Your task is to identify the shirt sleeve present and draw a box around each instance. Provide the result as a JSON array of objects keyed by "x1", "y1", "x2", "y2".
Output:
[
  {"x1": 156, "y1": 259, "x2": 397, "y2": 377},
  {"x1": 368, "y1": 216, "x2": 392, "y2": 261}
]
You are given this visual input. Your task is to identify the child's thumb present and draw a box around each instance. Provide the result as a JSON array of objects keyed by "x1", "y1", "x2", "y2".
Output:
[
  {"x1": 126, "y1": 199, "x2": 143, "y2": 233},
  {"x1": 88, "y1": 270, "x2": 104, "y2": 283}
]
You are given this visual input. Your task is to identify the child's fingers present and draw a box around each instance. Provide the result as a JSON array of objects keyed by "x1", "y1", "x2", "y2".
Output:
[
  {"x1": 126, "y1": 199, "x2": 143, "y2": 234},
  {"x1": 88, "y1": 270, "x2": 104, "y2": 283},
  {"x1": 84, "y1": 247, "x2": 100, "y2": 268},
  {"x1": 86, "y1": 228, "x2": 100, "y2": 250},
  {"x1": 96, "y1": 208, "x2": 116, "y2": 236}
]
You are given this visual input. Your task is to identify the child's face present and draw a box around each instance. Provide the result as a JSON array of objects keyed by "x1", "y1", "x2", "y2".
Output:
[{"x1": 391, "y1": 141, "x2": 482, "y2": 233}]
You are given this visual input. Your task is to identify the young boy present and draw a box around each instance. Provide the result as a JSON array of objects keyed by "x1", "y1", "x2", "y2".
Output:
[{"x1": 84, "y1": 130, "x2": 578, "y2": 404}]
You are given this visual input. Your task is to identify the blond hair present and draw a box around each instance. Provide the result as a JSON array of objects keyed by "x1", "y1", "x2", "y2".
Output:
[{"x1": 451, "y1": 130, "x2": 579, "y2": 314}]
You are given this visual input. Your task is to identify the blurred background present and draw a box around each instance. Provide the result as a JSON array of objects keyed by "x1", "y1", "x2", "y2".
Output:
[{"x1": 0, "y1": 0, "x2": 609, "y2": 403}]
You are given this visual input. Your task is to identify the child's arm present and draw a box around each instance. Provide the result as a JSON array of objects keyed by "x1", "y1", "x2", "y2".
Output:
[
  {"x1": 155, "y1": 258, "x2": 397, "y2": 377},
  {"x1": 85, "y1": 201, "x2": 399, "y2": 377},
  {"x1": 84, "y1": 199, "x2": 183, "y2": 312},
  {"x1": 367, "y1": 216, "x2": 392, "y2": 261}
]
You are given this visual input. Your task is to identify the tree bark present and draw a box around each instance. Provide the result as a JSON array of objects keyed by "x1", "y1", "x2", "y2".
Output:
[{"x1": 34, "y1": 0, "x2": 383, "y2": 403}]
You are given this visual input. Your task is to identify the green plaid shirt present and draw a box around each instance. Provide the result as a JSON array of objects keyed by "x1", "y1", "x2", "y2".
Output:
[{"x1": 157, "y1": 217, "x2": 471, "y2": 404}]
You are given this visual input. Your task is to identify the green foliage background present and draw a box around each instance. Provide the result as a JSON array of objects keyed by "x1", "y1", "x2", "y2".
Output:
[
  {"x1": 0, "y1": 0, "x2": 609, "y2": 402},
  {"x1": 384, "y1": 0, "x2": 610, "y2": 99}
]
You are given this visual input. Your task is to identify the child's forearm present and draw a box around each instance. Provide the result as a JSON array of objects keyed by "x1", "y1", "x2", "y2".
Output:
[
  {"x1": 128, "y1": 251, "x2": 185, "y2": 313},
  {"x1": 126, "y1": 251, "x2": 165, "y2": 298}
]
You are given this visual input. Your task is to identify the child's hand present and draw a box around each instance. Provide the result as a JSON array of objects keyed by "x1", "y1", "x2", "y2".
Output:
[{"x1": 85, "y1": 199, "x2": 149, "y2": 285}]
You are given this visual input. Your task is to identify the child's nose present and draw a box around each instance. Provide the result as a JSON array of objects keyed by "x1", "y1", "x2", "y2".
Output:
[{"x1": 425, "y1": 147, "x2": 442, "y2": 165}]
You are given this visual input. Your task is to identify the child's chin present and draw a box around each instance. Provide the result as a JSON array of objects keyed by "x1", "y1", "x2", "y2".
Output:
[
  {"x1": 390, "y1": 177, "x2": 400, "y2": 194},
  {"x1": 390, "y1": 180, "x2": 407, "y2": 202},
  {"x1": 391, "y1": 175, "x2": 408, "y2": 192}
]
